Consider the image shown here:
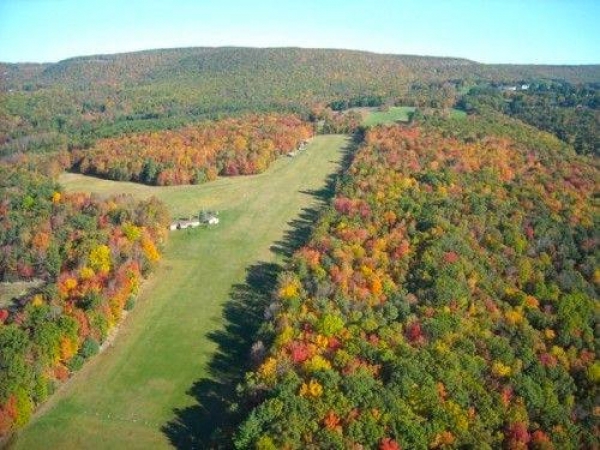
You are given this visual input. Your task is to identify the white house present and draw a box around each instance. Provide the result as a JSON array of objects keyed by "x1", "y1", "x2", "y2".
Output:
[{"x1": 169, "y1": 219, "x2": 201, "y2": 231}]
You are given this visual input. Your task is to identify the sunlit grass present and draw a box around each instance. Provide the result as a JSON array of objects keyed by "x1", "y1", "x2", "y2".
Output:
[
  {"x1": 362, "y1": 106, "x2": 416, "y2": 126},
  {"x1": 14, "y1": 135, "x2": 348, "y2": 450}
]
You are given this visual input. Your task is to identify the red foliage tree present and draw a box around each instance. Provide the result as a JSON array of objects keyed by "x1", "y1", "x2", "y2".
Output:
[{"x1": 379, "y1": 437, "x2": 401, "y2": 450}]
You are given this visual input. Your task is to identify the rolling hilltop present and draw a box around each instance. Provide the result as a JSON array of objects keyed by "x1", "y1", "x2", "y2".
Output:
[
  {"x1": 3, "y1": 47, "x2": 600, "y2": 90},
  {"x1": 2, "y1": 47, "x2": 600, "y2": 155}
]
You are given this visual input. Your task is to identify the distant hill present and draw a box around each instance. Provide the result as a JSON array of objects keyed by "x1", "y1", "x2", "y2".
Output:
[
  {"x1": 2, "y1": 47, "x2": 475, "y2": 89},
  {"x1": 1, "y1": 47, "x2": 600, "y2": 155},
  {"x1": 4, "y1": 47, "x2": 599, "y2": 91}
]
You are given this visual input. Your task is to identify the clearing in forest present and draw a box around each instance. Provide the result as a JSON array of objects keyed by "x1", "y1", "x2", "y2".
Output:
[
  {"x1": 12, "y1": 135, "x2": 349, "y2": 449},
  {"x1": 361, "y1": 106, "x2": 466, "y2": 126},
  {"x1": 361, "y1": 106, "x2": 416, "y2": 126}
]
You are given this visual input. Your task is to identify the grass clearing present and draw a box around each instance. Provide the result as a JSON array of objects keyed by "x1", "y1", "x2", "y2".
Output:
[
  {"x1": 12, "y1": 135, "x2": 349, "y2": 449},
  {"x1": 449, "y1": 108, "x2": 467, "y2": 119},
  {"x1": 362, "y1": 106, "x2": 416, "y2": 126},
  {"x1": 360, "y1": 106, "x2": 467, "y2": 127}
]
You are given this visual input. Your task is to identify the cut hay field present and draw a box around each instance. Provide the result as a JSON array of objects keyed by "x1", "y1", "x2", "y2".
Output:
[{"x1": 11, "y1": 135, "x2": 349, "y2": 449}]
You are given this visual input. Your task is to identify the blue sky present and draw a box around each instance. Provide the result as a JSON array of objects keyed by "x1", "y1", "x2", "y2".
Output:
[{"x1": 0, "y1": 0, "x2": 598, "y2": 64}]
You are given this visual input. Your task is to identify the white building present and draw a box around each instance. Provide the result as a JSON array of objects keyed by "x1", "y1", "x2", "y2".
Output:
[{"x1": 169, "y1": 219, "x2": 201, "y2": 231}]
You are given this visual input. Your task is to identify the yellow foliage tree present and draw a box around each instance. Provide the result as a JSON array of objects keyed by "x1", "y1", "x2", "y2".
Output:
[
  {"x1": 299, "y1": 379, "x2": 323, "y2": 398},
  {"x1": 31, "y1": 294, "x2": 44, "y2": 307},
  {"x1": 122, "y1": 222, "x2": 142, "y2": 242},
  {"x1": 304, "y1": 354, "x2": 332, "y2": 372},
  {"x1": 491, "y1": 361, "x2": 512, "y2": 377},
  {"x1": 63, "y1": 277, "x2": 78, "y2": 292},
  {"x1": 278, "y1": 276, "x2": 301, "y2": 300},
  {"x1": 60, "y1": 337, "x2": 77, "y2": 362},
  {"x1": 79, "y1": 266, "x2": 95, "y2": 280},
  {"x1": 141, "y1": 237, "x2": 161, "y2": 263},
  {"x1": 89, "y1": 245, "x2": 111, "y2": 274},
  {"x1": 259, "y1": 357, "x2": 278, "y2": 382},
  {"x1": 505, "y1": 307, "x2": 524, "y2": 326}
]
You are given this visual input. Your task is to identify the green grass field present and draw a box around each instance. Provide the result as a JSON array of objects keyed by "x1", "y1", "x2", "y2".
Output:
[
  {"x1": 12, "y1": 135, "x2": 349, "y2": 449},
  {"x1": 449, "y1": 108, "x2": 467, "y2": 119},
  {"x1": 361, "y1": 106, "x2": 416, "y2": 126},
  {"x1": 361, "y1": 106, "x2": 467, "y2": 127}
]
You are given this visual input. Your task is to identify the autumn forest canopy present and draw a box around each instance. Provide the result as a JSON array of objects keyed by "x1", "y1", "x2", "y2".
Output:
[
  {"x1": 235, "y1": 118, "x2": 598, "y2": 449},
  {"x1": 0, "y1": 47, "x2": 598, "y2": 448},
  {"x1": 2, "y1": 47, "x2": 599, "y2": 157}
]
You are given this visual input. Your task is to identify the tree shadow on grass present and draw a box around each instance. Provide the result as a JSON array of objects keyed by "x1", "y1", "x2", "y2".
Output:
[
  {"x1": 162, "y1": 261, "x2": 281, "y2": 449},
  {"x1": 270, "y1": 136, "x2": 358, "y2": 258},
  {"x1": 162, "y1": 137, "x2": 357, "y2": 449}
]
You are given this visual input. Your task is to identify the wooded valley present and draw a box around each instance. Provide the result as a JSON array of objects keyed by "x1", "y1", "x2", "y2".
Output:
[{"x1": 0, "y1": 47, "x2": 598, "y2": 448}]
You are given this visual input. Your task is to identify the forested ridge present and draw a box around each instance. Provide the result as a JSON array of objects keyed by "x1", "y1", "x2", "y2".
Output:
[
  {"x1": 2, "y1": 47, "x2": 599, "y2": 156},
  {"x1": 234, "y1": 116, "x2": 599, "y2": 449}
]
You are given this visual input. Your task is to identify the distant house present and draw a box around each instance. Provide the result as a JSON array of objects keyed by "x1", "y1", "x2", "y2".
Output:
[
  {"x1": 199, "y1": 211, "x2": 220, "y2": 225},
  {"x1": 170, "y1": 211, "x2": 220, "y2": 230},
  {"x1": 499, "y1": 84, "x2": 529, "y2": 92},
  {"x1": 169, "y1": 219, "x2": 201, "y2": 231}
]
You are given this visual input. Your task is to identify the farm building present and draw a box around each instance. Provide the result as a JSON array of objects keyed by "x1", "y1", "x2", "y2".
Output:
[
  {"x1": 199, "y1": 210, "x2": 220, "y2": 225},
  {"x1": 170, "y1": 211, "x2": 220, "y2": 231},
  {"x1": 169, "y1": 219, "x2": 201, "y2": 231}
]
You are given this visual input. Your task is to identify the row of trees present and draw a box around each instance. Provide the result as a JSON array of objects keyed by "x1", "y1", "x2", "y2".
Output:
[
  {"x1": 71, "y1": 114, "x2": 313, "y2": 185},
  {"x1": 0, "y1": 166, "x2": 169, "y2": 435},
  {"x1": 234, "y1": 118, "x2": 598, "y2": 448}
]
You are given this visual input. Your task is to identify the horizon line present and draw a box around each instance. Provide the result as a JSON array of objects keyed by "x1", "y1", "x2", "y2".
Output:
[{"x1": 2, "y1": 45, "x2": 600, "y2": 67}]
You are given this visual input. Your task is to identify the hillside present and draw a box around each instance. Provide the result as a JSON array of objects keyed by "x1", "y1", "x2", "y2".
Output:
[
  {"x1": 235, "y1": 116, "x2": 599, "y2": 449},
  {"x1": 2, "y1": 47, "x2": 600, "y2": 155}
]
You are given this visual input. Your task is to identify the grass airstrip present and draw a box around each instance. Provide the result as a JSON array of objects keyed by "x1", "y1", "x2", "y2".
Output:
[{"x1": 12, "y1": 135, "x2": 349, "y2": 449}]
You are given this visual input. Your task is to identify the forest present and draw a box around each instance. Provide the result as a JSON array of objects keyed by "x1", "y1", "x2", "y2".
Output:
[
  {"x1": 0, "y1": 167, "x2": 169, "y2": 434},
  {"x1": 2, "y1": 47, "x2": 600, "y2": 156},
  {"x1": 0, "y1": 110, "x2": 317, "y2": 438},
  {"x1": 458, "y1": 81, "x2": 600, "y2": 156},
  {"x1": 0, "y1": 46, "x2": 599, "y2": 447},
  {"x1": 234, "y1": 116, "x2": 599, "y2": 449},
  {"x1": 71, "y1": 114, "x2": 313, "y2": 185}
]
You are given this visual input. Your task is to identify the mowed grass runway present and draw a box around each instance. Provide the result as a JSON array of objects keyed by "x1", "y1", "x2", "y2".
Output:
[{"x1": 12, "y1": 135, "x2": 349, "y2": 449}]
